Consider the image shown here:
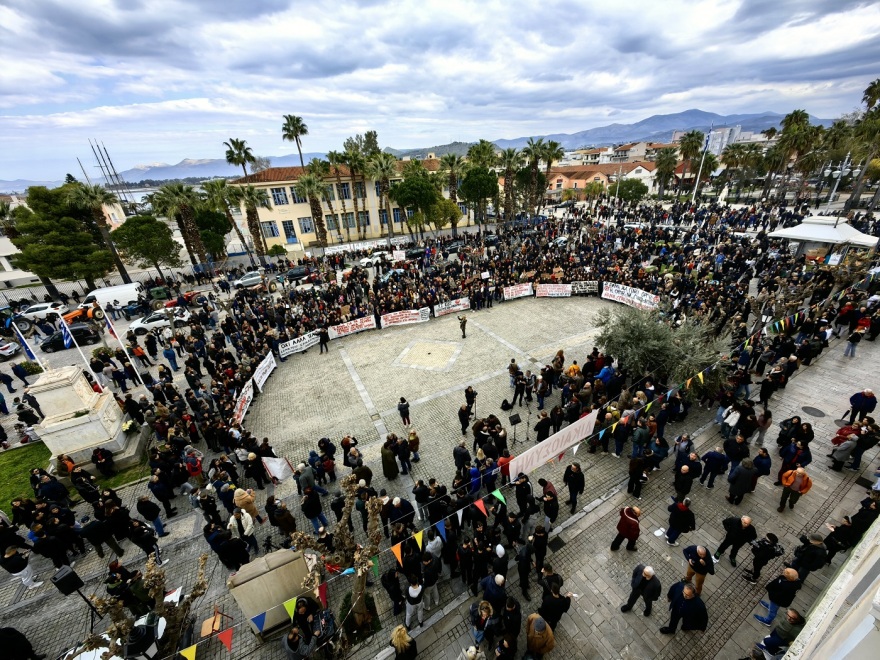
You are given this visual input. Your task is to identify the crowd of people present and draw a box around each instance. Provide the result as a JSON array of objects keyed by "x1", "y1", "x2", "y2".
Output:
[{"x1": 1, "y1": 196, "x2": 879, "y2": 660}]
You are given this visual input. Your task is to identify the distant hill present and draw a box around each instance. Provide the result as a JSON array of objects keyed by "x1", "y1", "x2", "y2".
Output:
[
  {"x1": 116, "y1": 152, "x2": 327, "y2": 181},
  {"x1": 384, "y1": 141, "x2": 473, "y2": 159}
]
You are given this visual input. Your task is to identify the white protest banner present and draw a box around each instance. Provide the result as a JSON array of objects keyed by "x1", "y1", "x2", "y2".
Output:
[
  {"x1": 435, "y1": 298, "x2": 470, "y2": 317},
  {"x1": 506, "y1": 409, "x2": 598, "y2": 481},
  {"x1": 324, "y1": 236, "x2": 408, "y2": 255},
  {"x1": 571, "y1": 280, "x2": 599, "y2": 295},
  {"x1": 392, "y1": 250, "x2": 406, "y2": 262},
  {"x1": 481, "y1": 271, "x2": 490, "y2": 280},
  {"x1": 381, "y1": 307, "x2": 431, "y2": 328},
  {"x1": 536, "y1": 283, "x2": 572, "y2": 298},
  {"x1": 601, "y1": 282, "x2": 660, "y2": 311},
  {"x1": 328, "y1": 315, "x2": 377, "y2": 340},
  {"x1": 503, "y1": 282, "x2": 533, "y2": 300},
  {"x1": 253, "y1": 352, "x2": 277, "y2": 391},
  {"x1": 232, "y1": 379, "x2": 255, "y2": 425},
  {"x1": 263, "y1": 456, "x2": 296, "y2": 483},
  {"x1": 279, "y1": 331, "x2": 320, "y2": 357}
]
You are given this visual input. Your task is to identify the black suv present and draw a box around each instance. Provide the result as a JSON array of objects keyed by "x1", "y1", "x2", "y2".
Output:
[
  {"x1": 285, "y1": 265, "x2": 311, "y2": 282},
  {"x1": 40, "y1": 323, "x2": 100, "y2": 352}
]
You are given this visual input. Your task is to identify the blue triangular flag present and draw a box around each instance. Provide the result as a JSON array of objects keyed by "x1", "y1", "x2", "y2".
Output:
[
  {"x1": 599, "y1": 429, "x2": 606, "y2": 439},
  {"x1": 251, "y1": 612, "x2": 266, "y2": 632},
  {"x1": 435, "y1": 519, "x2": 447, "y2": 542}
]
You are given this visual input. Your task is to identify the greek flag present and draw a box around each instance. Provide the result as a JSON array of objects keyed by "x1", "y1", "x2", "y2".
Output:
[
  {"x1": 12, "y1": 322, "x2": 37, "y2": 361},
  {"x1": 60, "y1": 318, "x2": 74, "y2": 348}
]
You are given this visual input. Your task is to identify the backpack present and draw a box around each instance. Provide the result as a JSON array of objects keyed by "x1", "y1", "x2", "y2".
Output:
[{"x1": 501, "y1": 399, "x2": 513, "y2": 411}]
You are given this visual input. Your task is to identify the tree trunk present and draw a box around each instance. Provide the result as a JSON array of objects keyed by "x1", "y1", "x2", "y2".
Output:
[
  {"x1": 868, "y1": 184, "x2": 880, "y2": 212},
  {"x1": 176, "y1": 219, "x2": 199, "y2": 266},
  {"x1": 350, "y1": 174, "x2": 362, "y2": 240},
  {"x1": 846, "y1": 147, "x2": 876, "y2": 209},
  {"x1": 84, "y1": 276, "x2": 97, "y2": 291},
  {"x1": 352, "y1": 571, "x2": 369, "y2": 624},
  {"x1": 40, "y1": 276, "x2": 60, "y2": 299},
  {"x1": 310, "y1": 197, "x2": 327, "y2": 247},
  {"x1": 152, "y1": 261, "x2": 165, "y2": 281},
  {"x1": 245, "y1": 208, "x2": 267, "y2": 265}
]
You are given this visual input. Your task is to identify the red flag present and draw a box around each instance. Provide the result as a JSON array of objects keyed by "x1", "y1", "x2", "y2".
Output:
[
  {"x1": 473, "y1": 499, "x2": 487, "y2": 518},
  {"x1": 318, "y1": 582, "x2": 328, "y2": 608},
  {"x1": 217, "y1": 628, "x2": 233, "y2": 652}
]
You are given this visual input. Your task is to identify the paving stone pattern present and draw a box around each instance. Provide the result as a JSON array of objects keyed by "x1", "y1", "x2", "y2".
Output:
[{"x1": 1, "y1": 293, "x2": 877, "y2": 660}]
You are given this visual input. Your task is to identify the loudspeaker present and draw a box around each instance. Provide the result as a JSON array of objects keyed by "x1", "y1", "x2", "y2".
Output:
[
  {"x1": 509, "y1": 414, "x2": 522, "y2": 426},
  {"x1": 51, "y1": 565, "x2": 84, "y2": 596}
]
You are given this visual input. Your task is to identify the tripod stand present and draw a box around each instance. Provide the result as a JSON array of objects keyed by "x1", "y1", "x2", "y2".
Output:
[
  {"x1": 75, "y1": 588, "x2": 103, "y2": 632},
  {"x1": 525, "y1": 400, "x2": 533, "y2": 443},
  {"x1": 509, "y1": 414, "x2": 522, "y2": 444}
]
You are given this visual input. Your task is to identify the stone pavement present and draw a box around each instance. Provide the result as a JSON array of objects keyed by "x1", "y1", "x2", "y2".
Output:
[{"x1": 1, "y1": 293, "x2": 877, "y2": 660}]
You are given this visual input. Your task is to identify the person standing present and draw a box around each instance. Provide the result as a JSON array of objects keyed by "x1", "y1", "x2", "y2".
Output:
[
  {"x1": 1, "y1": 546, "x2": 43, "y2": 589},
  {"x1": 843, "y1": 328, "x2": 863, "y2": 357},
  {"x1": 404, "y1": 575, "x2": 425, "y2": 631},
  {"x1": 457, "y1": 314, "x2": 467, "y2": 339},
  {"x1": 389, "y1": 624, "x2": 417, "y2": 660},
  {"x1": 525, "y1": 614, "x2": 555, "y2": 657},
  {"x1": 537, "y1": 582, "x2": 572, "y2": 631},
  {"x1": 727, "y1": 458, "x2": 757, "y2": 505},
  {"x1": 128, "y1": 520, "x2": 164, "y2": 565},
  {"x1": 398, "y1": 397, "x2": 411, "y2": 427},
  {"x1": 21, "y1": 390, "x2": 43, "y2": 420},
  {"x1": 0, "y1": 626, "x2": 46, "y2": 660},
  {"x1": 754, "y1": 568, "x2": 802, "y2": 626},
  {"x1": 744, "y1": 533, "x2": 785, "y2": 584},
  {"x1": 136, "y1": 495, "x2": 169, "y2": 537},
  {"x1": 513, "y1": 537, "x2": 533, "y2": 601},
  {"x1": 787, "y1": 533, "x2": 828, "y2": 583},
  {"x1": 148, "y1": 475, "x2": 178, "y2": 517},
  {"x1": 620, "y1": 564, "x2": 661, "y2": 616},
  {"x1": 665, "y1": 497, "x2": 695, "y2": 547},
  {"x1": 778, "y1": 467, "x2": 812, "y2": 513},
  {"x1": 714, "y1": 516, "x2": 757, "y2": 567},
  {"x1": 11, "y1": 363, "x2": 30, "y2": 386},
  {"x1": 699, "y1": 446, "x2": 729, "y2": 489},
  {"x1": 610, "y1": 506, "x2": 641, "y2": 551},
  {"x1": 318, "y1": 327, "x2": 330, "y2": 354},
  {"x1": 659, "y1": 582, "x2": 708, "y2": 635},
  {"x1": 847, "y1": 388, "x2": 877, "y2": 424},
  {"x1": 682, "y1": 545, "x2": 714, "y2": 596},
  {"x1": 562, "y1": 462, "x2": 585, "y2": 514},
  {"x1": 227, "y1": 508, "x2": 259, "y2": 555}
]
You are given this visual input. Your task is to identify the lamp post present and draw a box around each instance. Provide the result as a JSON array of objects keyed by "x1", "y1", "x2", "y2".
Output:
[{"x1": 824, "y1": 152, "x2": 861, "y2": 225}]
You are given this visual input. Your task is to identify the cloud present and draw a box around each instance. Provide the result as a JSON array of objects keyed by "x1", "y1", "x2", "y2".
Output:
[{"x1": 1, "y1": 0, "x2": 879, "y2": 179}]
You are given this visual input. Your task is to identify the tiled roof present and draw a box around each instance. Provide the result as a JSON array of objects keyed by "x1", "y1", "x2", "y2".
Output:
[{"x1": 231, "y1": 158, "x2": 443, "y2": 185}]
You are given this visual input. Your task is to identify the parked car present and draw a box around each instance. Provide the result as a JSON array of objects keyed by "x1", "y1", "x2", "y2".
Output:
[
  {"x1": 405, "y1": 249, "x2": 425, "y2": 261},
  {"x1": 283, "y1": 265, "x2": 314, "y2": 283},
  {"x1": 40, "y1": 323, "x2": 100, "y2": 352},
  {"x1": 18, "y1": 301, "x2": 69, "y2": 321},
  {"x1": 359, "y1": 251, "x2": 390, "y2": 268},
  {"x1": 233, "y1": 272, "x2": 264, "y2": 288},
  {"x1": 129, "y1": 309, "x2": 192, "y2": 335},
  {"x1": 0, "y1": 340, "x2": 21, "y2": 360}
]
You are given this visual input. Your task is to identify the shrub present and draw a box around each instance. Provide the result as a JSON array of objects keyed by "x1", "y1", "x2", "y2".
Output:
[
  {"x1": 19, "y1": 360, "x2": 44, "y2": 375},
  {"x1": 92, "y1": 346, "x2": 114, "y2": 359}
]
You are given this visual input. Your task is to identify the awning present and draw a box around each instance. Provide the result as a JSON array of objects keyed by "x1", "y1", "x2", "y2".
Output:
[{"x1": 768, "y1": 215, "x2": 878, "y2": 249}]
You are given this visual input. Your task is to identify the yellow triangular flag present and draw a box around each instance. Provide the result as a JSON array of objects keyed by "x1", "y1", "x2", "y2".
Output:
[
  {"x1": 611, "y1": 422, "x2": 618, "y2": 433},
  {"x1": 180, "y1": 645, "x2": 198, "y2": 660},
  {"x1": 645, "y1": 402, "x2": 652, "y2": 412},
  {"x1": 283, "y1": 597, "x2": 297, "y2": 621},
  {"x1": 413, "y1": 530, "x2": 424, "y2": 549},
  {"x1": 698, "y1": 372, "x2": 704, "y2": 384}
]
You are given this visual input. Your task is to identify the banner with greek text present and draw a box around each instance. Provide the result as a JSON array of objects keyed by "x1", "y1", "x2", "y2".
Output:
[
  {"x1": 536, "y1": 284, "x2": 572, "y2": 298},
  {"x1": 601, "y1": 282, "x2": 659, "y2": 310},
  {"x1": 381, "y1": 307, "x2": 431, "y2": 328},
  {"x1": 435, "y1": 298, "x2": 471, "y2": 317},
  {"x1": 252, "y1": 352, "x2": 277, "y2": 391},
  {"x1": 506, "y1": 409, "x2": 598, "y2": 481},
  {"x1": 392, "y1": 250, "x2": 406, "y2": 262},
  {"x1": 328, "y1": 316, "x2": 377, "y2": 340},
  {"x1": 279, "y1": 331, "x2": 320, "y2": 357},
  {"x1": 571, "y1": 280, "x2": 599, "y2": 295},
  {"x1": 232, "y1": 379, "x2": 255, "y2": 425},
  {"x1": 503, "y1": 283, "x2": 533, "y2": 300},
  {"x1": 324, "y1": 236, "x2": 409, "y2": 255}
]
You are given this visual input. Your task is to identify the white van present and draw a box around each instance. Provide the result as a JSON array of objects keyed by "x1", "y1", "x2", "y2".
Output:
[{"x1": 82, "y1": 282, "x2": 146, "y2": 309}]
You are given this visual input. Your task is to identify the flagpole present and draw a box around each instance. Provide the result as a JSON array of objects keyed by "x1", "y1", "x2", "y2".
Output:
[
  {"x1": 57, "y1": 316, "x2": 104, "y2": 393},
  {"x1": 96, "y1": 304, "x2": 147, "y2": 390},
  {"x1": 12, "y1": 323, "x2": 49, "y2": 374},
  {"x1": 691, "y1": 123, "x2": 713, "y2": 204}
]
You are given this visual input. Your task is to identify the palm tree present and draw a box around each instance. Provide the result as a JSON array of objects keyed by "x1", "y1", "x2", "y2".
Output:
[
  {"x1": 327, "y1": 151, "x2": 352, "y2": 242},
  {"x1": 367, "y1": 152, "x2": 399, "y2": 240},
  {"x1": 281, "y1": 115, "x2": 309, "y2": 168},
  {"x1": 0, "y1": 199, "x2": 13, "y2": 238},
  {"x1": 761, "y1": 127, "x2": 778, "y2": 142},
  {"x1": 343, "y1": 147, "x2": 366, "y2": 239},
  {"x1": 294, "y1": 174, "x2": 328, "y2": 247},
  {"x1": 439, "y1": 153, "x2": 466, "y2": 235},
  {"x1": 654, "y1": 147, "x2": 678, "y2": 198},
  {"x1": 67, "y1": 183, "x2": 132, "y2": 282},
  {"x1": 466, "y1": 140, "x2": 497, "y2": 169},
  {"x1": 224, "y1": 138, "x2": 255, "y2": 178},
  {"x1": 236, "y1": 186, "x2": 272, "y2": 262},
  {"x1": 498, "y1": 148, "x2": 523, "y2": 222},
  {"x1": 848, "y1": 109, "x2": 880, "y2": 209},
  {"x1": 202, "y1": 179, "x2": 256, "y2": 266},
  {"x1": 541, "y1": 140, "x2": 565, "y2": 209},
  {"x1": 863, "y1": 79, "x2": 880, "y2": 111},
  {"x1": 522, "y1": 137, "x2": 545, "y2": 214},
  {"x1": 677, "y1": 130, "x2": 704, "y2": 196},
  {"x1": 583, "y1": 181, "x2": 604, "y2": 209},
  {"x1": 152, "y1": 183, "x2": 207, "y2": 266},
  {"x1": 307, "y1": 158, "x2": 341, "y2": 239}
]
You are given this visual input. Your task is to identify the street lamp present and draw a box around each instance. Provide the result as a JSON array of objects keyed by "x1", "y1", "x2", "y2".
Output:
[{"x1": 823, "y1": 152, "x2": 862, "y2": 222}]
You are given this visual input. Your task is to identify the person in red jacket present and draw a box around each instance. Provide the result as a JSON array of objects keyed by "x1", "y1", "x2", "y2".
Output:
[{"x1": 610, "y1": 506, "x2": 641, "y2": 551}]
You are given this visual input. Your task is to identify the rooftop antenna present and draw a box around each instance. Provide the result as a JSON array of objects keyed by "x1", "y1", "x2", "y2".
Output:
[
  {"x1": 89, "y1": 139, "x2": 112, "y2": 187},
  {"x1": 77, "y1": 157, "x2": 93, "y2": 185},
  {"x1": 101, "y1": 141, "x2": 136, "y2": 208}
]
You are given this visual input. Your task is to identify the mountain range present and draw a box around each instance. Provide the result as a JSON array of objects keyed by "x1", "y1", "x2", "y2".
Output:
[{"x1": 0, "y1": 109, "x2": 834, "y2": 193}]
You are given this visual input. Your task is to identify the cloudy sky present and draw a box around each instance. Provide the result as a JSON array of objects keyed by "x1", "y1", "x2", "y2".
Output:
[{"x1": 2, "y1": 0, "x2": 879, "y2": 180}]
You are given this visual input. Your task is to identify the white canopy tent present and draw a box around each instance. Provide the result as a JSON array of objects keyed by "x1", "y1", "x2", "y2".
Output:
[{"x1": 768, "y1": 215, "x2": 878, "y2": 249}]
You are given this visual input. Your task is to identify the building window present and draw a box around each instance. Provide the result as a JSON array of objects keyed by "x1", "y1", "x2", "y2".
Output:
[
  {"x1": 393, "y1": 208, "x2": 402, "y2": 224},
  {"x1": 556, "y1": 181, "x2": 563, "y2": 189},
  {"x1": 343, "y1": 212, "x2": 355, "y2": 228},
  {"x1": 458, "y1": 202, "x2": 467, "y2": 215},
  {"x1": 390, "y1": 179, "x2": 402, "y2": 188},
  {"x1": 336, "y1": 182, "x2": 351, "y2": 200},
  {"x1": 270, "y1": 187, "x2": 289, "y2": 205},
  {"x1": 358, "y1": 210, "x2": 370, "y2": 227},
  {"x1": 406, "y1": 208, "x2": 414, "y2": 219},
  {"x1": 354, "y1": 181, "x2": 366, "y2": 199},
  {"x1": 325, "y1": 214, "x2": 338, "y2": 231},
  {"x1": 379, "y1": 209, "x2": 388, "y2": 226},
  {"x1": 260, "y1": 221, "x2": 279, "y2": 238},
  {"x1": 375, "y1": 181, "x2": 382, "y2": 197},
  {"x1": 281, "y1": 220, "x2": 298, "y2": 244},
  {"x1": 290, "y1": 186, "x2": 307, "y2": 204},
  {"x1": 324, "y1": 184, "x2": 335, "y2": 201},
  {"x1": 298, "y1": 217, "x2": 314, "y2": 234},
  {"x1": 573, "y1": 182, "x2": 578, "y2": 188}
]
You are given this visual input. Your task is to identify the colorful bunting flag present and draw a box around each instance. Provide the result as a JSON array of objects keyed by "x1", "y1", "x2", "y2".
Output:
[
  {"x1": 456, "y1": 509, "x2": 464, "y2": 526},
  {"x1": 611, "y1": 422, "x2": 618, "y2": 433},
  {"x1": 251, "y1": 612, "x2": 266, "y2": 633},
  {"x1": 180, "y1": 645, "x2": 198, "y2": 660},
  {"x1": 645, "y1": 402, "x2": 652, "y2": 412},
  {"x1": 217, "y1": 628, "x2": 233, "y2": 652},
  {"x1": 666, "y1": 390, "x2": 673, "y2": 400},
  {"x1": 572, "y1": 443, "x2": 580, "y2": 456},
  {"x1": 686, "y1": 378, "x2": 692, "y2": 389},
  {"x1": 283, "y1": 597, "x2": 298, "y2": 621},
  {"x1": 698, "y1": 372, "x2": 704, "y2": 384},
  {"x1": 341, "y1": 567, "x2": 355, "y2": 576},
  {"x1": 620, "y1": 416, "x2": 629, "y2": 425},
  {"x1": 557, "y1": 451, "x2": 566, "y2": 461},
  {"x1": 391, "y1": 543, "x2": 403, "y2": 566},
  {"x1": 599, "y1": 429, "x2": 606, "y2": 440},
  {"x1": 371, "y1": 555, "x2": 380, "y2": 578},
  {"x1": 491, "y1": 489, "x2": 506, "y2": 505},
  {"x1": 413, "y1": 530, "x2": 424, "y2": 549},
  {"x1": 435, "y1": 519, "x2": 447, "y2": 541},
  {"x1": 473, "y1": 499, "x2": 488, "y2": 517},
  {"x1": 318, "y1": 582, "x2": 328, "y2": 608}
]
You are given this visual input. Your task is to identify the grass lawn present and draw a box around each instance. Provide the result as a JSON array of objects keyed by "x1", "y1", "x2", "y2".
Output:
[
  {"x1": 0, "y1": 442, "x2": 51, "y2": 505},
  {"x1": 0, "y1": 443, "x2": 150, "y2": 507}
]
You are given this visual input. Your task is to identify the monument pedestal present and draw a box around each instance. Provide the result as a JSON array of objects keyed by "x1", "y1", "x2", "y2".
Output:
[{"x1": 32, "y1": 366, "x2": 147, "y2": 468}]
